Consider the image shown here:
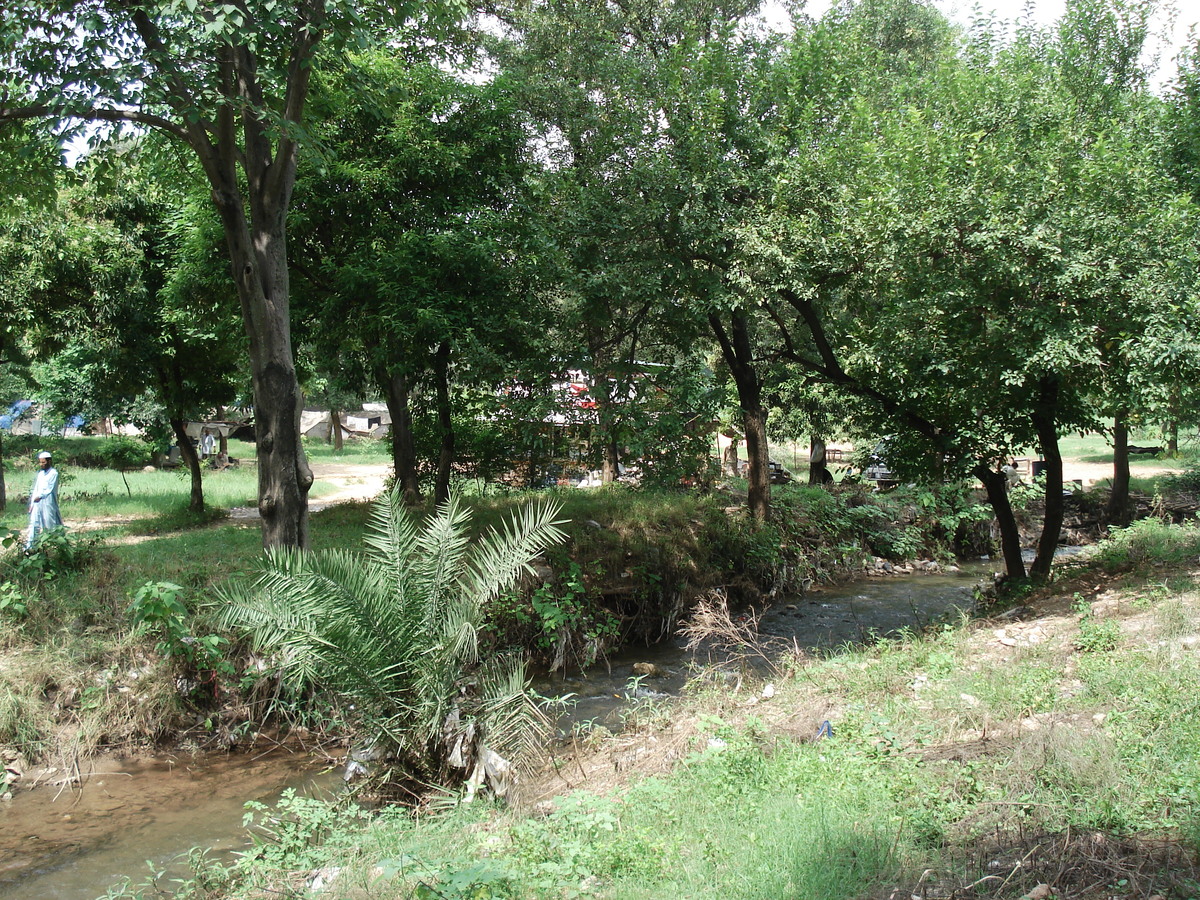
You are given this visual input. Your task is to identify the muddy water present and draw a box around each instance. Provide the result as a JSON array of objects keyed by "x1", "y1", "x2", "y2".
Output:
[
  {"x1": 533, "y1": 566, "x2": 990, "y2": 731},
  {"x1": 0, "y1": 751, "x2": 337, "y2": 900}
]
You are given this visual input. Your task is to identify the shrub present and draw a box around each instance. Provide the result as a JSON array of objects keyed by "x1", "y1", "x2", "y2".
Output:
[
  {"x1": 1163, "y1": 464, "x2": 1200, "y2": 495},
  {"x1": 127, "y1": 581, "x2": 232, "y2": 697},
  {"x1": 1, "y1": 527, "x2": 97, "y2": 581},
  {"x1": 1091, "y1": 517, "x2": 1200, "y2": 572},
  {"x1": 219, "y1": 490, "x2": 567, "y2": 788}
]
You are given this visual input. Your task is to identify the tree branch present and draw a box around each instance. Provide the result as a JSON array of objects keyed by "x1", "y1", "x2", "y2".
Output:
[{"x1": 0, "y1": 103, "x2": 188, "y2": 141}]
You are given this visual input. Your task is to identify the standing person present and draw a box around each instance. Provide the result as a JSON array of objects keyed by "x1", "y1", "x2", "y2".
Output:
[
  {"x1": 199, "y1": 427, "x2": 216, "y2": 461},
  {"x1": 1001, "y1": 458, "x2": 1022, "y2": 489},
  {"x1": 26, "y1": 450, "x2": 62, "y2": 550}
]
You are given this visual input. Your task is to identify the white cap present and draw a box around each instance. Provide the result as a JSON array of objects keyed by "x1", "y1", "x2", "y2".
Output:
[{"x1": 37, "y1": 451, "x2": 51, "y2": 460}]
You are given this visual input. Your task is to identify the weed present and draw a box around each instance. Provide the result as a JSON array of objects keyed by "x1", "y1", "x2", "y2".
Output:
[
  {"x1": 127, "y1": 581, "x2": 233, "y2": 696},
  {"x1": 1, "y1": 526, "x2": 96, "y2": 580},
  {"x1": 241, "y1": 789, "x2": 371, "y2": 872},
  {"x1": 1091, "y1": 518, "x2": 1200, "y2": 572},
  {"x1": 1073, "y1": 595, "x2": 1120, "y2": 653},
  {"x1": 0, "y1": 580, "x2": 29, "y2": 619}
]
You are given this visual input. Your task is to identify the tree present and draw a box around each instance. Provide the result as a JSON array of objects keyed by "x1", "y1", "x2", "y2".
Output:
[
  {"x1": 2, "y1": 155, "x2": 244, "y2": 510},
  {"x1": 747, "y1": 0, "x2": 1198, "y2": 579},
  {"x1": 290, "y1": 50, "x2": 536, "y2": 505},
  {"x1": 1, "y1": 1, "x2": 462, "y2": 547},
  {"x1": 495, "y1": 0, "x2": 786, "y2": 516}
]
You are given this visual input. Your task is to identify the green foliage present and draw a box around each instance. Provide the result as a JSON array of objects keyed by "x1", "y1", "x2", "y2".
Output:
[
  {"x1": 72, "y1": 437, "x2": 152, "y2": 470},
  {"x1": 219, "y1": 490, "x2": 567, "y2": 782},
  {"x1": 1163, "y1": 464, "x2": 1200, "y2": 494},
  {"x1": 127, "y1": 581, "x2": 231, "y2": 687},
  {"x1": 1, "y1": 526, "x2": 95, "y2": 580},
  {"x1": 1073, "y1": 594, "x2": 1121, "y2": 653},
  {"x1": 412, "y1": 860, "x2": 516, "y2": 900},
  {"x1": 0, "y1": 580, "x2": 29, "y2": 618},
  {"x1": 1090, "y1": 517, "x2": 1200, "y2": 572},
  {"x1": 490, "y1": 560, "x2": 620, "y2": 671},
  {"x1": 241, "y1": 789, "x2": 371, "y2": 872}
]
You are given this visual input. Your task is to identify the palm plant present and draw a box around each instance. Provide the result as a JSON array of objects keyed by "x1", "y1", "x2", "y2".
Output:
[{"x1": 217, "y1": 489, "x2": 566, "y2": 788}]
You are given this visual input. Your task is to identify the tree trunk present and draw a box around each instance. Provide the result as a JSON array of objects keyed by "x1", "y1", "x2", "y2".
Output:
[
  {"x1": 602, "y1": 434, "x2": 620, "y2": 484},
  {"x1": 0, "y1": 429, "x2": 6, "y2": 514},
  {"x1": 809, "y1": 435, "x2": 831, "y2": 486},
  {"x1": 207, "y1": 171, "x2": 311, "y2": 549},
  {"x1": 432, "y1": 342, "x2": 454, "y2": 505},
  {"x1": 384, "y1": 370, "x2": 422, "y2": 504},
  {"x1": 329, "y1": 409, "x2": 344, "y2": 451},
  {"x1": 1030, "y1": 377, "x2": 1064, "y2": 579},
  {"x1": 169, "y1": 417, "x2": 205, "y2": 512},
  {"x1": 216, "y1": 406, "x2": 229, "y2": 456},
  {"x1": 743, "y1": 405, "x2": 771, "y2": 518},
  {"x1": 588, "y1": 346, "x2": 622, "y2": 486},
  {"x1": 975, "y1": 463, "x2": 1025, "y2": 580},
  {"x1": 1106, "y1": 412, "x2": 1132, "y2": 528},
  {"x1": 710, "y1": 310, "x2": 770, "y2": 520}
]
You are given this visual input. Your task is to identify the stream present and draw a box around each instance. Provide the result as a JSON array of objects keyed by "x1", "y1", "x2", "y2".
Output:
[
  {"x1": 0, "y1": 751, "x2": 337, "y2": 900},
  {"x1": 532, "y1": 564, "x2": 990, "y2": 730},
  {"x1": 1, "y1": 565, "x2": 991, "y2": 900}
]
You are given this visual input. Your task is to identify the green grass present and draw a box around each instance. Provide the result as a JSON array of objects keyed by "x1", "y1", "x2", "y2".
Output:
[
  {"x1": 0, "y1": 436, "x2": 363, "y2": 539},
  {"x1": 123, "y1": 729, "x2": 925, "y2": 900},
  {"x1": 1085, "y1": 517, "x2": 1200, "y2": 572},
  {"x1": 301, "y1": 435, "x2": 391, "y2": 464},
  {"x1": 11, "y1": 483, "x2": 1200, "y2": 899},
  {"x1": 1055, "y1": 429, "x2": 1200, "y2": 466}
]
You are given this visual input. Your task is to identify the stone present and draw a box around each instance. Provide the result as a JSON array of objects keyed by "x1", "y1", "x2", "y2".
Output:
[{"x1": 309, "y1": 866, "x2": 341, "y2": 891}]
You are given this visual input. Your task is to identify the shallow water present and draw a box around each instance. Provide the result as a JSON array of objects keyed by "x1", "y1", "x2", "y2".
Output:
[
  {"x1": 533, "y1": 564, "x2": 991, "y2": 732},
  {"x1": 0, "y1": 750, "x2": 336, "y2": 900}
]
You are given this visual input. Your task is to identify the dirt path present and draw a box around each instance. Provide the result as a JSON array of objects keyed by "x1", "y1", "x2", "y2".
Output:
[
  {"x1": 72, "y1": 461, "x2": 391, "y2": 539},
  {"x1": 65, "y1": 454, "x2": 1182, "y2": 542},
  {"x1": 307, "y1": 461, "x2": 389, "y2": 508},
  {"x1": 1061, "y1": 459, "x2": 1176, "y2": 487}
]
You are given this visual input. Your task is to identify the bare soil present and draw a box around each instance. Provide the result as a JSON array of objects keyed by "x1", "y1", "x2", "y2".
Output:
[{"x1": 307, "y1": 461, "x2": 389, "y2": 508}]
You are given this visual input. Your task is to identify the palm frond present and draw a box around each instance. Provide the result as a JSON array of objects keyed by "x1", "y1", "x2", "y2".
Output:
[
  {"x1": 363, "y1": 486, "x2": 420, "y2": 590},
  {"x1": 219, "y1": 495, "x2": 563, "y2": 789},
  {"x1": 411, "y1": 495, "x2": 473, "y2": 626},
  {"x1": 463, "y1": 499, "x2": 568, "y2": 606},
  {"x1": 474, "y1": 653, "x2": 551, "y2": 768}
]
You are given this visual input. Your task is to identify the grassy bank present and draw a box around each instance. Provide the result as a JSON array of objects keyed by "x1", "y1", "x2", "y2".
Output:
[
  {"x1": 102, "y1": 518, "x2": 1200, "y2": 900},
  {"x1": 0, "y1": 464, "x2": 988, "y2": 770}
]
